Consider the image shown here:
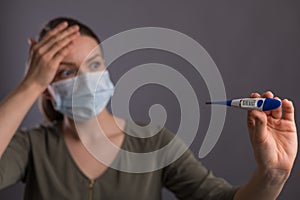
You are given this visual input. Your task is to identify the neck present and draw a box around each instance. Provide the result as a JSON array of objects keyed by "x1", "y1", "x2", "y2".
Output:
[{"x1": 62, "y1": 108, "x2": 125, "y2": 141}]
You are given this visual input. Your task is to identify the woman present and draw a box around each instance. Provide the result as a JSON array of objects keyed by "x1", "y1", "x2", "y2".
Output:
[{"x1": 0, "y1": 17, "x2": 297, "y2": 200}]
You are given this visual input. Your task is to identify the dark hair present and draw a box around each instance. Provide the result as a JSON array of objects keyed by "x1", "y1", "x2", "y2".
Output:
[
  {"x1": 39, "y1": 17, "x2": 100, "y2": 43},
  {"x1": 38, "y1": 17, "x2": 101, "y2": 123}
]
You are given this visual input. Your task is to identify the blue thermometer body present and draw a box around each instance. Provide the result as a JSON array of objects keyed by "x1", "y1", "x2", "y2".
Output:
[{"x1": 206, "y1": 98, "x2": 281, "y2": 111}]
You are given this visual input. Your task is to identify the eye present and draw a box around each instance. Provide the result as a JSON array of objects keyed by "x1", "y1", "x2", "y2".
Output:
[
  {"x1": 89, "y1": 61, "x2": 101, "y2": 69},
  {"x1": 57, "y1": 69, "x2": 75, "y2": 78},
  {"x1": 62, "y1": 70, "x2": 72, "y2": 76}
]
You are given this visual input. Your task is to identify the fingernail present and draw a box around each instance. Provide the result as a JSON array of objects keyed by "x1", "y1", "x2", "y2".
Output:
[
  {"x1": 27, "y1": 38, "x2": 31, "y2": 45},
  {"x1": 61, "y1": 21, "x2": 68, "y2": 27},
  {"x1": 72, "y1": 25, "x2": 79, "y2": 30}
]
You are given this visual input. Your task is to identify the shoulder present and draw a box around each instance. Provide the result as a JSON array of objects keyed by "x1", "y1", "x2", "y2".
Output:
[{"x1": 15, "y1": 121, "x2": 62, "y2": 144}]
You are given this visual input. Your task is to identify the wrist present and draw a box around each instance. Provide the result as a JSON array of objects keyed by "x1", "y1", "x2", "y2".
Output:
[
  {"x1": 254, "y1": 166, "x2": 290, "y2": 187},
  {"x1": 234, "y1": 167, "x2": 290, "y2": 200},
  {"x1": 19, "y1": 78, "x2": 47, "y2": 94}
]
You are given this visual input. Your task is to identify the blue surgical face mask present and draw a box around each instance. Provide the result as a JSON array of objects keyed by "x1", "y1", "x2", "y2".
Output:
[{"x1": 48, "y1": 70, "x2": 114, "y2": 121}]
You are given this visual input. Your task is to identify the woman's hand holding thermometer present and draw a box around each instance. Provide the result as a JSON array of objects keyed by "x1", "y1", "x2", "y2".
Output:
[
  {"x1": 206, "y1": 98, "x2": 281, "y2": 111},
  {"x1": 218, "y1": 92, "x2": 297, "y2": 199}
]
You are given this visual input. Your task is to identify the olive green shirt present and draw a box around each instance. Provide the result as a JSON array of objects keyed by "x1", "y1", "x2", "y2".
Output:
[{"x1": 0, "y1": 120, "x2": 237, "y2": 200}]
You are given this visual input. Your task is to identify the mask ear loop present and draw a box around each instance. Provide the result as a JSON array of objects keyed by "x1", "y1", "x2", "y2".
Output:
[{"x1": 47, "y1": 85, "x2": 58, "y2": 107}]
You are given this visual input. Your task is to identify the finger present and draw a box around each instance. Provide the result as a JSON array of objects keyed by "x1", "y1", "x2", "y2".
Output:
[
  {"x1": 46, "y1": 31, "x2": 80, "y2": 59},
  {"x1": 27, "y1": 38, "x2": 38, "y2": 64},
  {"x1": 51, "y1": 42, "x2": 74, "y2": 65},
  {"x1": 270, "y1": 96, "x2": 282, "y2": 119},
  {"x1": 38, "y1": 21, "x2": 68, "y2": 45},
  {"x1": 282, "y1": 99, "x2": 295, "y2": 121},
  {"x1": 27, "y1": 38, "x2": 37, "y2": 53},
  {"x1": 247, "y1": 108, "x2": 268, "y2": 144},
  {"x1": 248, "y1": 92, "x2": 261, "y2": 125},
  {"x1": 31, "y1": 22, "x2": 69, "y2": 54},
  {"x1": 28, "y1": 38, "x2": 37, "y2": 47},
  {"x1": 38, "y1": 25, "x2": 79, "y2": 55},
  {"x1": 247, "y1": 91, "x2": 268, "y2": 144},
  {"x1": 248, "y1": 93, "x2": 262, "y2": 129},
  {"x1": 261, "y1": 91, "x2": 274, "y2": 98},
  {"x1": 248, "y1": 109, "x2": 265, "y2": 128},
  {"x1": 250, "y1": 92, "x2": 260, "y2": 98}
]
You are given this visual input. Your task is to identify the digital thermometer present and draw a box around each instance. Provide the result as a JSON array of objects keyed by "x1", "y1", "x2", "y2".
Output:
[{"x1": 206, "y1": 98, "x2": 281, "y2": 111}]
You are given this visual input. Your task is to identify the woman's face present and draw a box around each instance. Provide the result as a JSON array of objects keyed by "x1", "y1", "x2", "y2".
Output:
[{"x1": 53, "y1": 35, "x2": 105, "y2": 83}]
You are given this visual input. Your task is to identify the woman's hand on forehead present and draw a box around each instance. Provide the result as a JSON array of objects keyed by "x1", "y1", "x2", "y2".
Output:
[{"x1": 23, "y1": 21, "x2": 80, "y2": 90}]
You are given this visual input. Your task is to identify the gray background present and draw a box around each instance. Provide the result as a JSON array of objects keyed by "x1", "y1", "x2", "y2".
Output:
[{"x1": 0, "y1": 0, "x2": 299, "y2": 199}]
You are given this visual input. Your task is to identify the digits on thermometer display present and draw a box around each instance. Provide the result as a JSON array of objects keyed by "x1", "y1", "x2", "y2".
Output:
[{"x1": 206, "y1": 98, "x2": 281, "y2": 111}]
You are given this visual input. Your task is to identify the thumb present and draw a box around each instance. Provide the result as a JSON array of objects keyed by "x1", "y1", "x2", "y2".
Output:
[
  {"x1": 27, "y1": 38, "x2": 37, "y2": 51},
  {"x1": 248, "y1": 110, "x2": 268, "y2": 145},
  {"x1": 26, "y1": 38, "x2": 38, "y2": 70}
]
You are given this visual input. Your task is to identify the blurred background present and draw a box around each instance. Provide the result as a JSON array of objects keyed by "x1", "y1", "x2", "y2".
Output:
[{"x1": 0, "y1": 0, "x2": 299, "y2": 199}]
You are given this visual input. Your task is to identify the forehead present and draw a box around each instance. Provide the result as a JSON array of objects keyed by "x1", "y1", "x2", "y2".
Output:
[{"x1": 61, "y1": 35, "x2": 102, "y2": 65}]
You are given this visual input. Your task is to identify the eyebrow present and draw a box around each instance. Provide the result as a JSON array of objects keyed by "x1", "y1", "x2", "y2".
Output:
[
  {"x1": 59, "y1": 53, "x2": 102, "y2": 67},
  {"x1": 59, "y1": 61, "x2": 77, "y2": 68},
  {"x1": 85, "y1": 53, "x2": 102, "y2": 63}
]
